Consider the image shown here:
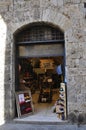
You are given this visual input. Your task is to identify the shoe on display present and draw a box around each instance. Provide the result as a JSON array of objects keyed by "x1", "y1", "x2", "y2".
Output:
[
  {"x1": 60, "y1": 97, "x2": 65, "y2": 101},
  {"x1": 59, "y1": 98, "x2": 64, "y2": 102},
  {"x1": 60, "y1": 93, "x2": 64, "y2": 96},
  {"x1": 59, "y1": 108, "x2": 64, "y2": 111},
  {"x1": 59, "y1": 103, "x2": 64, "y2": 107},
  {"x1": 59, "y1": 94, "x2": 64, "y2": 98},
  {"x1": 56, "y1": 110, "x2": 64, "y2": 114},
  {"x1": 59, "y1": 101, "x2": 64, "y2": 106},
  {"x1": 59, "y1": 87, "x2": 63, "y2": 91},
  {"x1": 59, "y1": 91, "x2": 65, "y2": 95},
  {"x1": 56, "y1": 105, "x2": 64, "y2": 114}
]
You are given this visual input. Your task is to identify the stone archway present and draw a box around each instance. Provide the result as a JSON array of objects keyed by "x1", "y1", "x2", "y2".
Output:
[
  {"x1": 1, "y1": 10, "x2": 71, "y2": 123},
  {"x1": 13, "y1": 22, "x2": 67, "y2": 121},
  {"x1": 11, "y1": 13, "x2": 71, "y2": 120}
]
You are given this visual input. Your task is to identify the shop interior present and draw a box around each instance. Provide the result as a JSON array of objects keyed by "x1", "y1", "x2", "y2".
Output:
[{"x1": 16, "y1": 56, "x2": 66, "y2": 121}]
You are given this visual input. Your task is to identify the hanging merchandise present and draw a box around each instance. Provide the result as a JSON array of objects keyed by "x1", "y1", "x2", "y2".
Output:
[{"x1": 56, "y1": 64, "x2": 62, "y2": 75}]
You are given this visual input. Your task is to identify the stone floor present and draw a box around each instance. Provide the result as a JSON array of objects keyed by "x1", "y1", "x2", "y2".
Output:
[
  {"x1": 0, "y1": 122, "x2": 86, "y2": 130},
  {"x1": 14, "y1": 89, "x2": 63, "y2": 123}
]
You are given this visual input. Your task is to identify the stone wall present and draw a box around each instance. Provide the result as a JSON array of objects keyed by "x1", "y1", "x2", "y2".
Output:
[{"x1": 0, "y1": 0, "x2": 86, "y2": 123}]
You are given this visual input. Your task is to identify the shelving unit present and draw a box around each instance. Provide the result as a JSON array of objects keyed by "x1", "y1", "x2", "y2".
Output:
[
  {"x1": 38, "y1": 79, "x2": 53, "y2": 103},
  {"x1": 56, "y1": 83, "x2": 66, "y2": 120}
]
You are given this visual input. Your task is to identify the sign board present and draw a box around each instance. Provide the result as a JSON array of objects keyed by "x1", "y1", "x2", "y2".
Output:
[{"x1": 15, "y1": 90, "x2": 34, "y2": 118}]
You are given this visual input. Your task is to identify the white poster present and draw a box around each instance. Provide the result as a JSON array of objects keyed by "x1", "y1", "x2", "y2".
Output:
[{"x1": 18, "y1": 94, "x2": 25, "y2": 103}]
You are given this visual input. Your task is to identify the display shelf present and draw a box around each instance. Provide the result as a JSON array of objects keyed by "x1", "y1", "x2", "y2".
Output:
[
  {"x1": 38, "y1": 88, "x2": 52, "y2": 103},
  {"x1": 56, "y1": 83, "x2": 66, "y2": 120}
]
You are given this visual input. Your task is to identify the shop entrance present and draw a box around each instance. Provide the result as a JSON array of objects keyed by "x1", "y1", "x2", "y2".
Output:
[{"x1": 14, "y1": 23, "x2": 66, "y2": 121}]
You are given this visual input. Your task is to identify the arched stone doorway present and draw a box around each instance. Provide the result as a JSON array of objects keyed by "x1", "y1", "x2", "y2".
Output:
[{"x1": 14, "y1": 22, "x2": 67, "y2": 121}]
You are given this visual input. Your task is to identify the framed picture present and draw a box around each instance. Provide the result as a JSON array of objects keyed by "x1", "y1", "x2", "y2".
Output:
[{"x1": 15, "y1": 90, "x2": 34, "y2": 118}]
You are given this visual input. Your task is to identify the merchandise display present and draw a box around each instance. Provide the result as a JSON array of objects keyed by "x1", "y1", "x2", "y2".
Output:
[
  {"x1": 38, "y1": 87, "x2": 52, "y2": 103},
  {"x1": 38, "y1": 73, "x2": 53, "y2": 103},
  {"x1": 55, "y1": 83, "x2": 66, "y2": 120},
  {"x1": 15, "y1": 90, "x2": 34, "y2": 117},
  {"x1": 16, "y1": 56, "x2": 67, "y2": 120}
]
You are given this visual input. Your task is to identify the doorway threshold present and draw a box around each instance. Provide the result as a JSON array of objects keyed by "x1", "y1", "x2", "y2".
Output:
[
  {"x1": 13, "y1": 114, "x2": 67, "y2": 125},
  {"x1": 14, "y1": 90, "x2": 68, "y2": 125}
]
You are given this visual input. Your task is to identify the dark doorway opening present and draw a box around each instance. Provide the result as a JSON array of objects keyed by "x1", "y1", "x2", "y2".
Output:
[{"x1": 14, "y1": 23, "x2": 67, "y2": 121}]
